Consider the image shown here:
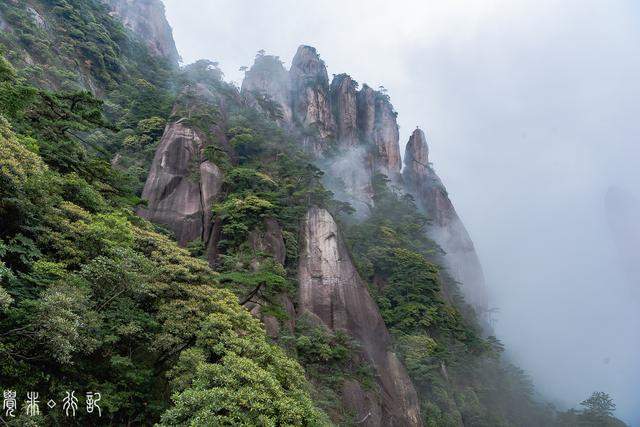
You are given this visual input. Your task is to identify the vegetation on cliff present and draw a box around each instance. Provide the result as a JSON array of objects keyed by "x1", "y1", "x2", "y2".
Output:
[
  {"x1": 0, "y1": 46, "x2": 324, "y2": 426},
  {"x1": 0, "y1": 2, "x2": 628, "y2": 425}
]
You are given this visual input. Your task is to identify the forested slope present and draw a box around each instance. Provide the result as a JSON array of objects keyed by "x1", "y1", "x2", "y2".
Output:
[{"x1": 0, "y1": 1, "x2": 627, "y2": 426}]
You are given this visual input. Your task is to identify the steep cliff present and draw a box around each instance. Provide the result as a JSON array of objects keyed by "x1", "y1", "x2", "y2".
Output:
[
  {"x1": 290, "y1": 45, "x2": 337, "y2": 152},
  {"x1": 138, "y1": 119, "x2": 221, "y2": 246},
  {"x1": 298, "y1": 207, "x2": 422, "y2": 426},
  {"x1": 330, "y1": 73, "x2": 359, "y2": 148},
  {"x1": 241, "y1": 54, "x2": 293, "y2": 124},
  {"x1": 105, "y1": 0, "x2": 180, "y2": 65},
  {"x1": 138, "y1": 82, "x2": 227, "y2": 261},
  {"x1": 403, "y1": 128, "x2": 488, "y2": 311}
]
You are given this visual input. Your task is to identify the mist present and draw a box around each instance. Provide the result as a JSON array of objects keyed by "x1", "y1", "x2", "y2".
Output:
[{"x1": 163, "y1": 0, "x2": 640, "y2": 423}]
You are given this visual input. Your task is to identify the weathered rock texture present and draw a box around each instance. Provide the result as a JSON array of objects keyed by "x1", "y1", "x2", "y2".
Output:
[
  {"x1": 247, "y1": 218, "x2": 287, "y2": 266},
  {"x1": 246, "y1": 218, "x2": 296, "y2": 338},
  {"x1": 138, "y1": 119, "x2": 222, "y2": 247},
  {"x1": 370, "y1": 91, "x2": 402, "y2": 182},
  {"x1": 403, "y1": 129, "x2": 488, "y2": 311},
  {"x1": 240, "y1": 46, "x2": 404, "y2": 205},
  {"x1": 289, "y1": 45, "x2": 336, "y2": 152},
  {"x1": 241, "y1": 54, "x2": 292, "y2": 124},
  {"x1": 139, "y1": 84, "x2": 228, "y2": 257},
  {"x1": 298, "y1": 207, "x2": 422, "y2": 426},
  {"x1": 105, "y1": 0, "x2": 180, "y2": 65},
  {"x1": 330, "y1": 73, "x2": 358, "y2": 147}
]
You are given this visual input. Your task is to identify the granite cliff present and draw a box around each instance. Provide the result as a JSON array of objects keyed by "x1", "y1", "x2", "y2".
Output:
[
  {"x1": 105, "y1": 0, "x2": 180, "y2": 65},
  {"x1": 403, "y1": 129, "x2": 488, "y2": 311}
]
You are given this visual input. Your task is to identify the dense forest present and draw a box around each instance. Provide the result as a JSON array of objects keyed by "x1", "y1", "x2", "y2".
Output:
[{"x1": 0, "y1": 1, "x2": 627, "y2": 425}]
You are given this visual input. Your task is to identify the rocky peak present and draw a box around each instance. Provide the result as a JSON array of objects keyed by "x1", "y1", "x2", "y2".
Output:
[
  {"x1": 241, "y1": 54, "x2": 292, "y2": 124},
  {"x1": 404, "y1": 128, "x2": 430, "y2": 179},
  {"x1": 330, "y1": 73, "x2": 358, "y2": 147},
  {"x1": 290, "y1": 45, "x2": 329, "y2": 85},
  {"x1": 403, "y1": 129, "x2": 488, "y2": 311},
  {"x1": 356, "y1": 84, "x2": 376, "y2": 142},
  {"x1": 371, "y1": 91, "x2": 401, "y2": 181},
  {"x1": 105, "y1": 0, "x2": 180, "y2": 66},
  {"x1": 289, "y1": 45, "x2": 336, "y2": 143}
]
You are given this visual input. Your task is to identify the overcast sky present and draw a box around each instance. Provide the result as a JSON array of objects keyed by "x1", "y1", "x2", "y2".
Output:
[{"x1": 163, "y1": 0, "x2": 640, "y2": 423}]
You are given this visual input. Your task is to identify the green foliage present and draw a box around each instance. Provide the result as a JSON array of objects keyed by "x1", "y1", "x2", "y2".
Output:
[
  {"x1": 343, "y1": 175, "x2": 552, "y2": 426},
  {"x1": 214, "y1": 193, "x2": 276, "y2": 248},
  {"x1": 554, "y1": 392, "x2": 626, "y2": 426},
  {"x1": 289, "y1": 314, "x2": 373, "y2": 425},
  {"x1": 158, "y1": 297, "x2": 327, "y2": 426},
  {"x1": 580, "y1": 391, "x2": 616, "y2": 418},
  {"x1": 0, "y1": 75, "x2": 325, "y2": 425}
]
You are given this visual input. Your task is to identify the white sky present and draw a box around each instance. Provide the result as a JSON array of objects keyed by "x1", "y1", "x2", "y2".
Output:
[{"x1": 163, "y1": 1, "x2": 640, "y2": 423}]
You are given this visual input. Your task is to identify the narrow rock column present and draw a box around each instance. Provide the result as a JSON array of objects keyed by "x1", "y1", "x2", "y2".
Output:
[
  {"x1": 298, "y1": 207, "x2": 422, "y2": 426},
  {"x1": 403, "y1": 128, "x2": 488, "y2": 311}
]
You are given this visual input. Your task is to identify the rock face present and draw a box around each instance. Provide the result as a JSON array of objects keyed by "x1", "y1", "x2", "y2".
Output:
[
  {"x1": 241, "y1": 54, "x2": 292, "y2": 124},
  {"x1": 240, "y1": 46, "x2": 403, "y2": 196},
  {"x1": 289, "y1": 45, "x2": 336, "y2": 147},
  {"x1": 138, "y1": 119, "x2": 222, "y2": 247},
  {"x1": 330, "y1": 74, "x2": 358, "y2": 147},
  {"x1": 371, "y1": 92, "x2": 402, "y2": 182},
  {"x1": 247, "y1": 218, "x2": 287, "y2": 266},
  {"x1": 105, "y1": 0, "x2": 180, "y2": 65},
  {"x1": 403, "y1": 129, "x2": 488, "y2": 311},
  {"x1": 138, "y1": 83, "x2": 227, "y2": 253},
  {"x1": 298, "y1": 207, "x2": 422, "y2": 426},
  {"x1": 356, "y1": 84, "x2": 402, "y2": 181},
  {"x1": 246, "y1": 218, "x2": 295, "y2": 338}
]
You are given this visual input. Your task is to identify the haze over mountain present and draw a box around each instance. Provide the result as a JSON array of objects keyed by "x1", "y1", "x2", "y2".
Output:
[
  {"x1": 163, "y1": 0, "x2": 640, "y2": 423},
  {"x1": 0, "y1": 0, "x2": 637, "y2": 424}
]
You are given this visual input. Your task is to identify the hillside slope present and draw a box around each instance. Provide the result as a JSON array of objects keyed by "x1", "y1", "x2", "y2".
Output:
[{"x1": 0, "y1": 1, "x2": 628, "y2": 426}]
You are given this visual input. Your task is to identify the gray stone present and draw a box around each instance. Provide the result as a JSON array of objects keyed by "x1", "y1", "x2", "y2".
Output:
[
  {"x1": 290, "y1": 45, "x2": 336, "y2": 150},
  {"x1": 241, "y1": 55, "x2": 292, "y2": 124},
  {"x1": 330, "y1": 74, "x2": 358, "y2": 147},
  {"x1": 138, "y1": 120, "x2": 222, "y2": 247},
  {"x1": 298, "y1": 207, "x2": 422, "y2": 426},
  {"x1": 105, "y1": 0, "x2": 180, "y2": 65},
  {"x1": 403, "y1": 128, "x2": 488, "y2": 311}
]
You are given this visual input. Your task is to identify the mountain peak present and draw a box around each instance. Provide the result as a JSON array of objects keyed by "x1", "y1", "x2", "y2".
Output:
[
  {"x1": 105, "y1": 0, "x2": 180, "y2": 65},
  {"x1": 404, "y1": 127, "x2": 430, "y2": 172}
]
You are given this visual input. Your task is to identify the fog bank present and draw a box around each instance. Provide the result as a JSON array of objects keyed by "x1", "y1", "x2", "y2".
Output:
[{"x1": 163, "y1": 1, "x2": 640, "y2": 423}]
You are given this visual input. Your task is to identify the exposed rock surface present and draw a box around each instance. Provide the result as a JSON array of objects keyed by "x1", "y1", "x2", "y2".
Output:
[
  {"x1": 105, "y1": 0, "x2": 180, "y2": 65},
  {"x1": 246, "y1": 218, "x2": 296, "y2": 337},
  {"x1": 371, "y1": 92, "x2": 402, "y2": 182},
  {"x1": 330, "y1": 74, "x2": 358, "y2": 147},
  {"x1": 138, "y1": 119, "x2": 222, "y2": 247},
  {"x1": 26, "y1": 6, "x2": 46, "y2": 29},
  {"x1": 298, "y1": 207, "x2": 422, "y2": 426},
  {"x1": 289, "y1": 45, "x2": 336, "y2": 149},
  {"x1": 240, "y1": 46, "x2": 403, "y2": 194},
  {"x1": 403, "y1": 129, "x2": 488, "y2": 311},
  {"x1": 241, "y1": 54, "x2": 292, "y2": 124},
  {"x1": 247, "y1": 218, "x2": 287, "y2": 266}
]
